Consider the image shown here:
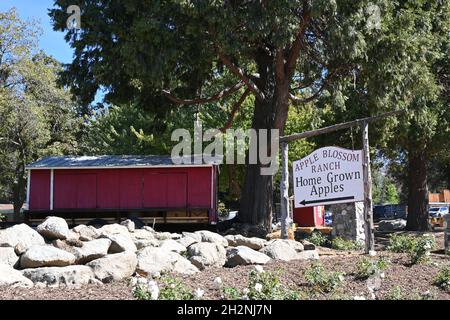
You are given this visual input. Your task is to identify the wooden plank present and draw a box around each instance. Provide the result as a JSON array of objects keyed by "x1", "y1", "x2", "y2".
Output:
[{"x1": 280, "y1": 110, "x2": 405, "y2": 143}]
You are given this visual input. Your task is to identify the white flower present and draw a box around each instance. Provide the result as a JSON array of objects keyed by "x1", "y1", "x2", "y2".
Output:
[
  {"x1": 254, "y1": 283, "x2": 263, "y2": 292},
  {"x1": 130, "y1": 277, "x2": 138, "y2": 287},
  {"x1": 137, "y1": 276, "x2": 147, "y2": 285},
  {"x1": 242, "y1": 288, "x2": 249, "y2": 295},
  {"x1": 195, "y1": 288, "x2": 205, "y2": 298},
  {"x1": 254, "y1": 265, "x2": 264, "y2": 273},
  {"x1": 147, "y1": 280, "x2": 159, "y2": 300},
  {"x1": 213, "y1": 277, "x2": 222, "y2": 288}
]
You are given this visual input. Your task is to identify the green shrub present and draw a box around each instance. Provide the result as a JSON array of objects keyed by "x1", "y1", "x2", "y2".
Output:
[
  {"x1": 159, "y1": 276, "x2": 195, "y2": 300},
  {"x1": 133, "y1": 276, "x2": 195, "y2": 300},
  {"x1": 222, "y1": 287, "x2": 241, "y2": 300},
  {"x1": 0, "y1": 214, "x2": 5, "y2": 222},
  {"x1": 387, "y1": 234, "x2": 414, "y2": 253},
  {"x1": 331, "y1": 237, "x2": 363, "y2": 251},
  {"x1": 307, "y1": 232, "x2": 328, "y2": 247},
  {"x1": 409, "y1": 235, "x2": 436, "y2": 264},
  {"x1": 221, "y1": 268, "x2": 303, "y2": 300},
  {"x1": 434, "y1": 266, "x2": 450, "y2": 291},
  {"x1": 133, "y1": 285, "x2": 153, "y2": 300},
  {"x1": 388, "y1": 233, "x2": 436, "y2": 264},
  {"x1": 355, "y1": 257, "x2": 389, "y2": 280},
  {"x1": 247, "y1": 269, "x2": 302, "y2": 300},
  {"x1": 304, "y1": 263, "x2": 345, "y2": 293},
  {"x1": 386, "y1": 286, "x2": 405, "y2": 300},
  {"x1": 218, "y1": 202, "x2": 230, "y2": 219}
]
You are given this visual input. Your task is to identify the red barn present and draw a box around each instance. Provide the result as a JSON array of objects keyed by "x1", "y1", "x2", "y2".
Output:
[{"x1": 25, "y1": 155, "x2": 219, "y2": 225}]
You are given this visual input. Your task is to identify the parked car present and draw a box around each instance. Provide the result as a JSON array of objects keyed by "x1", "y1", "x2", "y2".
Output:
[
  {"x1": 324, "y1": 211, "x2": 333, "y2": 226},
  {"x1": 429, "y1": 206, "x2": 449, "y2": 217}
]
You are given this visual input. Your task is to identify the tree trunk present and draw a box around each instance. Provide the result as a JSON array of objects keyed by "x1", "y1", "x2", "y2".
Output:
[
  {"x1": 406, "y1": 149, "x2": 429, "y2": 231},
  {"x1": 13, "y1": 156, "x2": 26, "y2": 222},
  {"x1": 238, "y1": 53, "x2": 290, "y2": 231}
]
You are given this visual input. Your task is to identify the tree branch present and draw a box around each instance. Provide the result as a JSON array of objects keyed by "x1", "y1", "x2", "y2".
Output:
[
  {"x1": 285, "y1": 0, "x2": 312, "y2": 79},
  {"x1": 220, "y1": 89, "x2": 251, "y2": 133},
  {"x1": 218, "y1": 52, "x2": 265, "y2": 102},
  {"x1": 162, "y1": 82, "x2": 245, "y2": 105}
]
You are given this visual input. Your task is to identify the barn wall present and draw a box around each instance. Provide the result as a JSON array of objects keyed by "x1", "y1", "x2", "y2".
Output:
[
  {"x1": 33, "y1": 166, "x2": 214, "y2": 211},
  {"x1": 29, "y1": 170, "x2": 51, "y2": 210}
]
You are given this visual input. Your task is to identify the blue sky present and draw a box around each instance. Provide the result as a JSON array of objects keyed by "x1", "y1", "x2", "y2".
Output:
[
  {"x1": 0, "y1": 1, "x2": 107, "y2": 103},
  {"x1": 0, "y1": 0, "x2": 74, "y2": 63}
]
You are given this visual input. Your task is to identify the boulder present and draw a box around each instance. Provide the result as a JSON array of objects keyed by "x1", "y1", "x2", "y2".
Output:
[
  {"x1": 225, "y1": 246, "x2": 271, "y2": 267},
  {"x1": 0, "y1": 247, "x2": 19, "y2": 268},
  {"x1": 0, "y1": 224, "x2": 45, "y2": 251},
  {"x1": 20, "y1": 245, "x2": 76, "y2": 268},
  {"x1": 52, "y1": 239, "x2": 84, "y2": 253},
  {"x1": 0, "y1": 264, "x2": 33, "y2": 287},
  {"x1": 182, "y1": 232, "x2": 202, "y2": 242},
  {"x1": 296, "y1": 250, "x2": 319, "y2": 260},
  {"x1": 120, "y1": 219, "x2": 135, "y2": 232},
  {"x1": 300, "y1": 240, "x2": 316, "y2": 251},
  {"x1": 225, "y1": 235, "x2": 267, "y2": 250},
  {"x1": 37, "y1": 216, "x2": 69, "y2": 240},
  {"x1": 187, "y1": 242, "x2": 226, "y2": 270},
  {"x1": 260, "y1": 239, "x2": 304, "y2": 261},
  {"x1": 134, "y1": 239, "x2": 159, "y2": 250},
  {"x1": 195, "y1": 230, "x2": 228, "y2": 247},
  {"x1": 98, "y1": 224, "x2": 130, "y2": 237},
  {"x1": 177, "y1": 236, "x2": 198, "y2": 248},
  {"x1": 131, "y1": 229, "x2": 156, "y2": 241},
  {"x1": 136, "y1": 247, "x2": 198, "y2": 276},
  {"x1": 105, "y1": 233, "x2": 137, "y2": 253},
  {"x1": 71, "y1": 238, "x2": 111, "y2": 264},
  {"x1": 87, "y1": 251, "x2": 137, "y2": 283},
  {"x1": 159, "y1": 239, "x2": 187, "y2": 253},
  {"x1": 72, "y1": 225, "x2": 101, "y2": 241},
  {"x1": 155, "y1": 232, "x2": 182, "y2": 240},
  {"x1": 22, "y1": 266, "x2": 95, "y2": 286},
  {"x1": 378, "y1": 219, "x2": 407, "y2": 232}
]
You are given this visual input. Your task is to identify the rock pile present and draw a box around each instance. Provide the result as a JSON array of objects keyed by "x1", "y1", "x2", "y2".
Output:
[{"x1": 0, "y1": 217, "x2": 319, "y2": 288}]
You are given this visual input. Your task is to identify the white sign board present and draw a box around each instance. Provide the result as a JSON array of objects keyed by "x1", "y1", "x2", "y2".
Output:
[{"x1": 293, "y1": 146, "x2": 364, "y2": 208}]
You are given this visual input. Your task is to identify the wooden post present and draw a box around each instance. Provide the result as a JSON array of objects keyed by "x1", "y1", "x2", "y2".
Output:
[
  {"x1": 362, "y1": 121, "x2": 375, "y2": 253},
  {"x1": 280, "y1": 142, "x2": 290, "y2": 239}
]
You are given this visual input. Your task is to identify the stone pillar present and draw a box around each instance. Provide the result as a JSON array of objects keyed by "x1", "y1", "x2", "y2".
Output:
[
  {"x1": 445, "y1": 214, "x2": 450, "y2": 252},
  {"x1": 330, "y1": 202, "x2": 365, "y2": 243}
]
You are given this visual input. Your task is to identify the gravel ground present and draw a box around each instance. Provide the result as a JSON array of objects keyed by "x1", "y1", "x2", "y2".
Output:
[
  {"x1": 1, "y1": 231, "x2": 449, "y2": 300},
  {"x1": 1, "y1": 251, "x2": 449, "y2": 300}
]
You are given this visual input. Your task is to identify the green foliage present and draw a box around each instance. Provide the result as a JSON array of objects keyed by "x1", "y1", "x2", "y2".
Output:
[
  {"x1": 388, "y1": 233, "x2": 436, "y2": 264},
  {"x1": 158, "y1": 276, "x2": 195, "y2": 300},
  {"x1": 133, "y1": 276, "x2": 195, "y2": 301},
  {"x1": 306, "y1": 232, "x2": 328, "y2": 247},
  {"x1": 217, "y1": 202, "x2": 230, "y2": 219},
  {"x1": 304, "y1": 263, "x2": 345, "y2": 294},
  {"x1": 0, "y1": 9, "x2": 81, "y2": 209},
  {"x1": 133, "y1": 285, "x2": 152, "y2": 300},
  {"x1": 222, "y1": 287, "x2": 241, "y2": 300},
  {"x1": 387, "y1": 234, "x2": 414, "y2": 253},
  {"x1": 355, "y1": 257, "x2": 389, "y2": 280},
  {"x1": 331, "y1": 237, "x2": 363, "y2": 251},
  {"x1": 386, "y1": 286, "x2": 406, "y2": 300},
  {"x1": 246, "y1": 270, "x2": 302, "y2": 300},
  {"x1": 434, "y1": 266, "x2": 450, "y2": 291},
  {"x1": 0, "y1": 214, "x2": 5, "y2": 222}
]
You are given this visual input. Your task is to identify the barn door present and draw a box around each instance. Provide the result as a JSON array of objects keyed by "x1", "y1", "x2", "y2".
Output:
[{"x1": 143, "y1": 173, "x2": 187, "y2": 208}]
